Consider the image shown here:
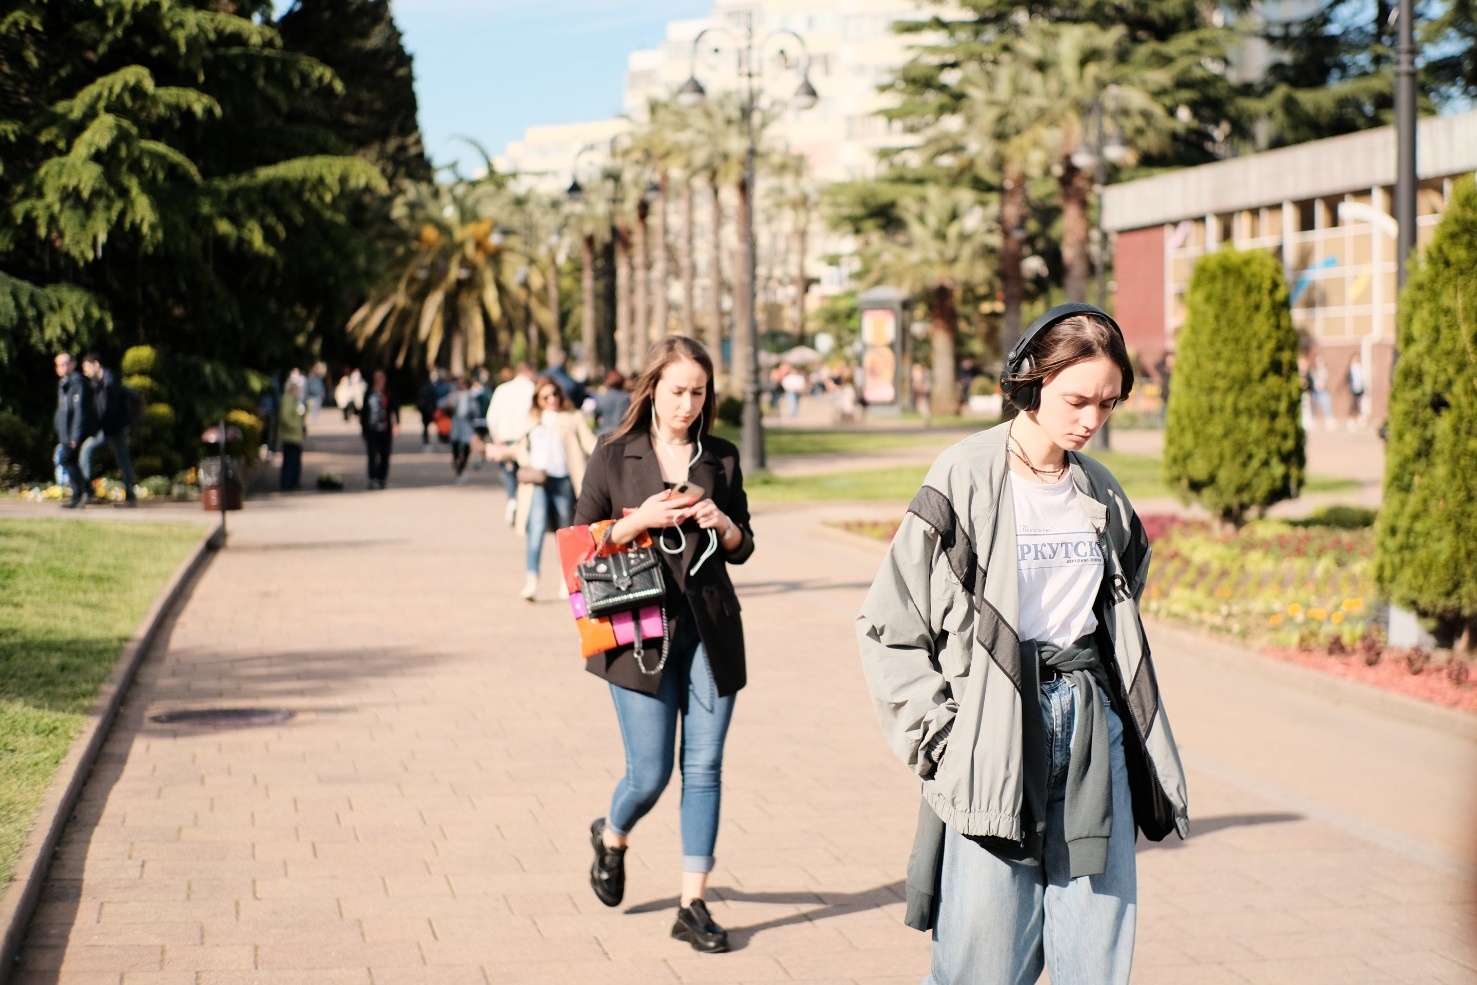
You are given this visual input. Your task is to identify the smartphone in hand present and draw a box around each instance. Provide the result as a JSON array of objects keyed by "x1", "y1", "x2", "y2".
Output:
[{"x1": 671, "y1": 480, "x2": 706, "y2": 501}]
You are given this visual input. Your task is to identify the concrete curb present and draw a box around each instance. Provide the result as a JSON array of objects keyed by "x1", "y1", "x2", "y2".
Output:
[{"x1": 0, "y1": 523, "x2": 222, "y2": 982}]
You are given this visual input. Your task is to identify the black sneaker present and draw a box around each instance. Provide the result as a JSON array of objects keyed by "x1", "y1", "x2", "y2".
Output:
[
  {"x1": 588, "y1": 818, "x2": 625, "y2": 907},
  {"x1": 671, "y1": 898, "x2": 729, "y2": 953}
]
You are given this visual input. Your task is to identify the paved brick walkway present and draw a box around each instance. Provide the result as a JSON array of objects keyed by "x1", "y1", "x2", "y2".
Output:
[{"x1": 9, "y1": 414, "x2": 1475, "y2": 984}]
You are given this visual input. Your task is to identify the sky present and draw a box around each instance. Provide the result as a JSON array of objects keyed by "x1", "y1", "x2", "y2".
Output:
[{"x1": 389, "y1": 0, "x2": 714, "y2": 176}]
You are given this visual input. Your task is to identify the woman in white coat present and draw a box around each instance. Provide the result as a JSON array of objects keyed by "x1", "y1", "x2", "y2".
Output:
[{"x1": 514, "y1": 376, "x2": 597, "y2": 600}]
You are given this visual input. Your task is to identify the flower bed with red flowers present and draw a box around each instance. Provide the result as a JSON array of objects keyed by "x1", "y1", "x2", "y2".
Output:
[{"x1": 831, "y1": 513, "x2": 1476, "y2": 713}]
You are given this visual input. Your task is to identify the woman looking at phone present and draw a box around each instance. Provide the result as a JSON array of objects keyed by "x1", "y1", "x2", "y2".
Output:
[{"x1": 572, "y1": 335, "x2": 754, "y2": 954}]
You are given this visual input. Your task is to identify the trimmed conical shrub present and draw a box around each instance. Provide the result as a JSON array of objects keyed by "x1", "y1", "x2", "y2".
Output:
[
  {"x1": 1163, "y1": 246, "x2": 1305, "y2": 527},
  {"x1": 1375, "y1": 175, "x2": 1477, "y2": 650}
]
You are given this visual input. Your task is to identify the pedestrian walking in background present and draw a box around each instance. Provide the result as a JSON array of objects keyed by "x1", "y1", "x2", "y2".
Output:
[
  {"x1": 53, "y1": 352, "x2": 97, "y2": 509},
  {"x1": 416, "y1": 369, "x2": 442, "y2": 451},
  {"x1": 781, "y1": 364, "x2": 806, "y2": 419},
  {"x1": 857, "y1": 303, "x2": 1189, "y2": 985},
  {"x1": 79, "y1": 352, "x2": 138, "y2": 507},
  {"x1": 574, "y1": 336, "x2": 754, "y2": 955},
  {"x1": 277, "y1": 377, "x2": 307, "y2": 491},
  {"x1": 1346, "y1": 352, "x2": 1369, "y2": 429},
  {"x1": 359, "y1": 369, "x2": 397, "y2": 490},
  {"x1": 443, "y1": 376, "x2": 478, "y2": 484},
  {"x1": 487, "y1": 363, "x2": 537, "y2": 525},
  {"x1": 334, "y1": 367, "x2": 354, "y2": 421},
  {"x1": 1309, "y1": 354, "x2": 1334, "y2": 429},
  {"x1": 471, "y1": 368, "x2": 492, "y2": 465},
  {"x1": 543, "y1": 353, "x2": 588, "y2": 410},
  {"x1": 911, "y1": 360, "x2": 934, "y2": 427},
  {"x1": 512, "y1": 377, "x2": 596, "y2": 600},
  {"x1": 305, "y1": 362, "x2": 327, "y2": 422},
  {"x1": 592, "y1": 369, "x2": 631, "y2": 437},
  {"x1": 1155, "y1": 350, "x2": 1175, "y2": 425}
]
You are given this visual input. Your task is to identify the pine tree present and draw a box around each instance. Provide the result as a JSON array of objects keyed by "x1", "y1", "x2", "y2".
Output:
[
  {"x1": 1375, "y1": 175, "x2": 1477, "y2": 650},
  {"x1": 275, "y1": 0, "x2": 431, "y2": 190},
  {"x1": 1251, "y1": 0, "x2": 1477, "y2": 149},
  {"x1": 0, "y1": 0, "x2": 388, "y2": 478},
  {"x1": 1163, "y1": 247, "x2": 1305, "y2": 528}
]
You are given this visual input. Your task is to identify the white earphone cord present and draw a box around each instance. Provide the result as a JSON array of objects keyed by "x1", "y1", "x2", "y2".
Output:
[{"x1": 652, "y1": 408, "x2": 718, "y2": 574}]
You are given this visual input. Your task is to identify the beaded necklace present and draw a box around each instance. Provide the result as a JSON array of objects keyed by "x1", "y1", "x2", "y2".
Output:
[{"x1": 1007, "y1": 421, "x2": 1067, "y2": 483}]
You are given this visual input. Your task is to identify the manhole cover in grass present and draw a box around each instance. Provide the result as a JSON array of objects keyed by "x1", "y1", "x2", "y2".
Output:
[{"x1": 150, "y1": 708, "x2": 295, "y2": 728}]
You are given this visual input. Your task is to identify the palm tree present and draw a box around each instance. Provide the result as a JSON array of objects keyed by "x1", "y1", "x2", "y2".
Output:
[
  {"x1": 347, "y1": 176, "x2": 519, "y2": 376},
  {"x1": 568, "y1": 166, "x2": 617, "y2": 378},
  {"x1": 864, "y1": 187, "x2": 998, "y2": 418},
  {"x1": 633, "y1": 100, "x2": 689, "y2": 350},
  {"x1": 956, "y1": 56, "x2": 1055, "y2": 357},
  {"x1": 1013, "y1": 23, "x2": 1175, "y2": 302},
  {"x1": 687, "y1": 94, "x2": 748, "y2": 386},
  {"x1": 508, "y1": 188, "x2": 567, "y2": 366},
  {"x1": 764, "y1": 149, "x2": 815, "y2": 346}
]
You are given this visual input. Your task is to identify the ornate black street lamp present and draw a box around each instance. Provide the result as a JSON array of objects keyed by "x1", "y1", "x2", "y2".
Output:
[{"x1": 677, "y1": 13, "x2": 817, "y2": 471}]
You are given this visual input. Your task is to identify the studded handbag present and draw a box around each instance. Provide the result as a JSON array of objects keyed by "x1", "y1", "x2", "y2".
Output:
[{"x1": 578, "y1": 525, "x2": 666, "y2": 618}]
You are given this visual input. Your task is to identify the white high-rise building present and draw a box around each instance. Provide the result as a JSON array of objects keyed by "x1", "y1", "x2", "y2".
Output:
[
  {"x1": 622, "y1": 0, "x2": 923, "y2": 183},
  {"x1": 497, "y1": 0, "x2": 933, "y2": 351}
]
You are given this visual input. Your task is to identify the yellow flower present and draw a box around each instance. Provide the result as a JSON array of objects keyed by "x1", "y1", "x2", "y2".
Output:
[
  {"x1": 1308, "y1": 608, "x2": 1328, "y2": 621},
  {"x1": 1269, "y1": 614, "x2": 1284, "y2": 627},
  {"x1": 1331, "y1": 611, "x2": 1345, "y2": 624},
  {"x1": 1287, "y1": 603, "x2": 1304, "y2": 617},
  {"x1": 1341, "y1": 598, "x2": 1364, "y2": 613}
]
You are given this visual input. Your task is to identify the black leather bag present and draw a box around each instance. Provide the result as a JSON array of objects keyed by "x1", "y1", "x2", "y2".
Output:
[{"x1": 579, "y1": 529, "x2": 665, "y2": 617}]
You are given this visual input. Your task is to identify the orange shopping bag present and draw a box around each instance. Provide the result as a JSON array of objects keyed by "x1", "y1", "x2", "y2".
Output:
[{"x1": 555, "y1": 520, "x2": 663, "y2": 659}]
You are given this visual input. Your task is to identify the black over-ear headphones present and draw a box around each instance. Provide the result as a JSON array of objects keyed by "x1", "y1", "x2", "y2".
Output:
[{"x1": 1000, "y1": 302, "x2": 1124, "y2": 413}]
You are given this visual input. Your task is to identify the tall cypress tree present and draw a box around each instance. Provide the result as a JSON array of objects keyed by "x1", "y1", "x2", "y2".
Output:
[
  {"x1": 275, "y1": 0, "x2": 431, "y2": 191},
  {"x1": 1375, "y1": 175, "x2": 1477, "y2": 650},
  {"x1": 1163, "y1": 247, "x2": 1305, "y2": 528}
]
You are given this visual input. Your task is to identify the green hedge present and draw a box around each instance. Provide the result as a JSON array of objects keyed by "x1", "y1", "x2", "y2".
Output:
[
  {"x1": 1163, "y1": 247, "x2": 1305, "y2": 527},
  {"x1": 1376, "y1": 175, "x2": 1477, "y2": 649}
]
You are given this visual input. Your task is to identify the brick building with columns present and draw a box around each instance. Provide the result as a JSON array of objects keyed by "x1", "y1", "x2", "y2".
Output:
[{"x1": 1103, "y1": 109, "x2": 1477, "y2": 424}]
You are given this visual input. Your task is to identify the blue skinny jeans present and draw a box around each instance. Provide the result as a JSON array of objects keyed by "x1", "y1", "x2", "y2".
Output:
[
  {"x1": 605, "y1": 611, "x2": 736, "y2": 873},
  {"x1": 524, "y1": 474, "x2": 573, "y2": 576}
]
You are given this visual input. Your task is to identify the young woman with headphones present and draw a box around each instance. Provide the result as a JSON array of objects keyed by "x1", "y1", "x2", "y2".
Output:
[
  {"x1": 858, "y1": 303, "x2": 1190, "y2": 984},
  {"x1": 573, "y1": 335, "x2": 754, "y2": 954}
]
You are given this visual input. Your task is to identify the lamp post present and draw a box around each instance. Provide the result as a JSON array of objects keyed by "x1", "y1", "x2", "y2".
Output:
[
  {"x1": 1071, "y1": 87, "x2": 1127, "y2": 450},
  {"x1": 677, "y1": 12, "x2": 817, "y2": 471},
  {"x1": 1394, "y1": 0, "x2": 1417, "y2": 298},
  {"x1": 568, "y1": 142, "x2": 621, "y2": 378}
]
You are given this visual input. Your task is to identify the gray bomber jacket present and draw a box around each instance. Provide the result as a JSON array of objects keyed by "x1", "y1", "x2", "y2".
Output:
[{"x1": 857, "y1": 424, "x2": 1189, "y2": 855}]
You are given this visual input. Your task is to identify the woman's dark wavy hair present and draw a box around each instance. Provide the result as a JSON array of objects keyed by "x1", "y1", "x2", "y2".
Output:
[{"x1": 609, "y1": 336, "x2": 717, "y2": 440}]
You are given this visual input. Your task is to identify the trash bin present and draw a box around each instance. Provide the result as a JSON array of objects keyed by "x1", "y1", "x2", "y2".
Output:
[{"x1": 200, "y1": 424, "x2": 245, "y2": 512}]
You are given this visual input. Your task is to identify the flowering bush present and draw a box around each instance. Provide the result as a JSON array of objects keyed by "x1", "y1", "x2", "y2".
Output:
[{"x1": 1141, "y1": 514, "x2": 1377, "y2": 648}]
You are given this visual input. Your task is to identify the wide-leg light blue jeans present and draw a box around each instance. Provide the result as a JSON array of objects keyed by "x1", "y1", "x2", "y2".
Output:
[
  {"x1": 606, "y1": 611, "x2": 736, "y2": 873},
  {"x1": 927, "y1": 678, "x2": 1137, "y2": 985}
]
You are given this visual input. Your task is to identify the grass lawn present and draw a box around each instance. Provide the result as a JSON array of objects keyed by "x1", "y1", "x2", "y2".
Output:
[
  {"x1": 747, "y1": 450, "x2": 1360, "y2": 504},
  {"x1": 713, "y1": 425, "x2": 946, "y2": 459},
  {"x1": 0, "y1": 518, "x2": 201, "y2": 890}
]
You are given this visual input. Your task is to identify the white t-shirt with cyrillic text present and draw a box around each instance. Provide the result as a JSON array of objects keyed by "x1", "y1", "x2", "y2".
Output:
[{"x1": 1010, "y1": 472, "x2": 1103, "y2": 646}]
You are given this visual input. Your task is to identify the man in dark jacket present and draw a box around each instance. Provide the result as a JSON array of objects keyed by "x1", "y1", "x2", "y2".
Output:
[
  {"x1": 54, "y1": 352, "x2": 97, "y2": 509},
  {"x1": 80, "y1": 353, "x2": 138, "y2": 507}
]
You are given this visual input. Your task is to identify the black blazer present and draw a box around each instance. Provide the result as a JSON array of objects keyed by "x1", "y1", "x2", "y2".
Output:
[{"x1": 573, "y1": 429, "x2": 754, "y2": 697}]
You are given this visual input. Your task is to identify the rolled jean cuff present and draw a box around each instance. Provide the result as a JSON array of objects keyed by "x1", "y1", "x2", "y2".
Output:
[
  {"x1": 682, "y1": 855, "x2": 715, "y2": 874},
  {"x1": 605, "y1": 820, "x2": 629, "y2": 839}
]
